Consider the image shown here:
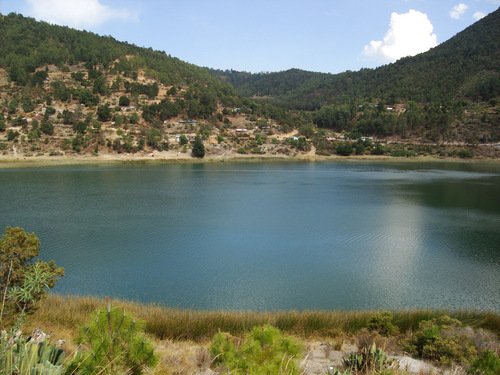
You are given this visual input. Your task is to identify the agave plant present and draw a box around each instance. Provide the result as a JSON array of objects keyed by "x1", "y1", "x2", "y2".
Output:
[
  {"x1": 0, "y1": 329, "x2": 65, "y2": 375},
  {"x1": 342, "y1": 343, "x2": 392, "y2": 374}
]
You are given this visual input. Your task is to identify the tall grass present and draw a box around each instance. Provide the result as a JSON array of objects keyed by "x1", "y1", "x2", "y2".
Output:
[{"x1": 25, "y1": 294, "x2": 500, "y2": 342}]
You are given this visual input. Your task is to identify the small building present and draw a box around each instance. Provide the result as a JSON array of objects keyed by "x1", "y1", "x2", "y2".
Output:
[{"x1": 179, "y1": 119, "x2": 198, "y2": 126}]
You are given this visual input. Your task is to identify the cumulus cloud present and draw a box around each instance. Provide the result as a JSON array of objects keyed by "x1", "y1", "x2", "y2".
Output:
[
  {"x1": 449, "y1": 3, "x2": 468, "y2": 19},
  {"x1": 472, "y1": 11, "x2": 487, "y2": 21},
  {"x1": 26, "y1": 0, "x2": 135, "y2": 28},
  {"x1": 363, "y1": 9, "x2": 438, "y2": 62}
]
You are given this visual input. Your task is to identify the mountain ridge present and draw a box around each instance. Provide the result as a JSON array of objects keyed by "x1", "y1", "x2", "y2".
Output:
[
  {"x1": 0, "y1": 10, "x2": 498, "y2": 161},
  {"x1": 211, "y1": 8, "x2": 500, "y2": 110}
]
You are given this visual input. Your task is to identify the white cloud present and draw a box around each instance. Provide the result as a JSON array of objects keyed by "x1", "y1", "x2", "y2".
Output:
[
  {"x1": 472, "y1": 11, "x2": 487, "y2": 21},
  {"x1": 449, "y1": 3, "x2": 469, "y2": 19},
  {"x1": 363, "y1": 9, "x2": 438, "y2": 63},
  {"x1": 26, "y1": 0, "x2": 135, "y2": 29}
]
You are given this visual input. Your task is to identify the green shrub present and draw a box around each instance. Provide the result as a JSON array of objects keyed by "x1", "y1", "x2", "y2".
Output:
[
  {"x1": 0, "y1": 330, "x2": 64, "y2": 375},
  {"x1": 335, "y1": 143, "x2": 353, "y2": 156},
  {"x1": 368, "y1": 312, "x2": 399, "y2": 336},
  {"x1": 371, "y1": 144, "x2": 385, "y2": 155},
  {"x1": 67, "y1": 306, "x2": 157, "y2": 375},
  {"x1": 192, "y1": 135, "x2": 205, "y2": 158},
  {"x1": 405, "y1": 315, "x2": 477, "y2": 365},
  {"x1": 210, "y1": 325, "x2": 302, "y2": 375},
  {"x1": 119, "y1": 95, "x2": 130, "y2": 107},
  {"x1": 7, "y1": 129, "x2": 19, "y2": 142},
  {"x1": 458, "y1": 148, "x2": 474, "y2": 159},
  {"x1": 468, "y1": 351, "x2": 500, "y2": 375},
  {"x1": 179, "y1": 134, "x2": 188, "y2": 145},
  {"x1": 342, "y1": 342, "x2": 392, "y2": 374},
  {"x1": 0, "y1": 227, "x2": 63, "y2": 326}
]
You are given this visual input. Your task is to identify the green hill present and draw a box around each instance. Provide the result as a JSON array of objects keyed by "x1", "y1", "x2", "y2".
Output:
[
  {"x1": 212, "y1": 8, "x2": 500, "y2": 110},
  {"x1": 0, "y1": 11, "x2": 498, "y2": 159},
  {"x1": 0, "y1": 13, "x2": 236, "y2": 103}
]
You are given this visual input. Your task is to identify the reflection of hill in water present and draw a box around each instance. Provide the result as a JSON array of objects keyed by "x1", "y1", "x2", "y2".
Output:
[{"x1": 398, "y1": 175, "x2": 500, "y2": 214}]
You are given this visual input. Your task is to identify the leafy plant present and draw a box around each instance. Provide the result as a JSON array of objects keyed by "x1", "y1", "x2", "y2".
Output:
[
  {"x1": 68, "y1": 306, "x2": 157, "y2": 375},
  {"x1": 467, "y1": 351, "x2": 500, "y2": 375},
  {"x1": 210, "y1": 324, "x2": 302, "y2": 375},
  {"x1": 405, "y1": 315, "x2": 477, "y2": 365},
  {"x1": 0, "y1": 329, "x2": 65, "y2": 375},
  {"x1": 342, "y1": 342, "x2": 392, "y2": 374},
  {"x1": 192, "y1": 135, "x2": 205, "y2": 158},
  {"x1": 0, "y1": 227, "x2": 63, "y2": 326},
  {"x1": 368, "y1": 312, "x2": 399, "y2": 336}
]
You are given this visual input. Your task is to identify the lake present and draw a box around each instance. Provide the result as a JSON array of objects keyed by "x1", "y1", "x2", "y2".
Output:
[{"x1": 0, "y1": 161, "x2": 499, "y2": 311}]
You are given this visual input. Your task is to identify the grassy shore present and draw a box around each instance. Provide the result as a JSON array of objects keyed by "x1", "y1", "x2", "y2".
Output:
[
  {"x1": 1, "y1": 152, "x2": 500, "y2": 169},
  {"x1": 16, "y1": 295, "x2": 500, "y2": 374},
  {"x1": 26, "y1": 294, "x2": 500, "y2": 342}
]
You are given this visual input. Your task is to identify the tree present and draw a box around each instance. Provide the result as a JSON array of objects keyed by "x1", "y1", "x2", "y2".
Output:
[
  {"x1": 97, "y1": 104, "x2": 112, "y2": 122},
  {"x1": 192, "y1": 135, "x2": 205, "y2": 158},
  {"x1": 179, "y1": 134, "x2": 188, "y2": 145},
  {"x1": 0, "y1": 227, "x2": 63, "y2": 325},
  {"x1": 7, "y1": 130, "x2": 19, "y2": 142},
  {"x1": 67, "y1": 306, "x2": 157, "y2": 374},
  {"x1": 119, "y1": 95, "x2": 130, "y2": 107}
]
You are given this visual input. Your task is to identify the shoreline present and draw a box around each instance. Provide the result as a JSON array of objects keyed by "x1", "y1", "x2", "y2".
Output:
[
  {"x1": 27, "y1": 294, "x2": 500, "y2": 340},
  {"x1": 1, "y1": 152, "x2": 500, "y2": 168}
]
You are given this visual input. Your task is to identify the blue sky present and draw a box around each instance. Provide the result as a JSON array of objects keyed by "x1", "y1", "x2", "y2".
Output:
[{"x1": 1, "y1": 0, "x2": 498, "y2": 73}]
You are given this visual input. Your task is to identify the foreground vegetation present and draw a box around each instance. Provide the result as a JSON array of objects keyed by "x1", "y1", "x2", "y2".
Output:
[
  {"x1": 26, "y1": 295, "x2": 500, "y2": 342},
  {"x1": 21, "y1": 295, "x2": 500, "y2": 374}
]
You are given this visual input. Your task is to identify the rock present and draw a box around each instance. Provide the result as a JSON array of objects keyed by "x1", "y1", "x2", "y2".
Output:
[
  {"x1": 195, "y1": 369, "x2": 217, "y2": 375},
  {"x1": 392, "y1": 355, "x2": 440, "y2": 374},
  {"x1": 301, "y1": 342, "x2": 345, "y2": 375}
]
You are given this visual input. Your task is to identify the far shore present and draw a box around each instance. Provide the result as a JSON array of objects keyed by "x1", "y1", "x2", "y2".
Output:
[{"x1": 1, "y1": 151, "x2": 500, "y2": 169}]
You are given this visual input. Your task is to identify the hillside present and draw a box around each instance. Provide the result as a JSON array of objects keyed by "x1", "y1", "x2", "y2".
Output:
[
  {"x1": 0, "y1": 12, "x2": 498, "y2": 162},
  {"x1": 0, "y1": 13, "x2": 314, "y2": 160},
  {"x1": 212, "y1": 8, "x2": 500, "y2": 109}
]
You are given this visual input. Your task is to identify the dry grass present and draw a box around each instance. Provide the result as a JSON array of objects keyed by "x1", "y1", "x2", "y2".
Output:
[{"x1": 25, "y1": 294, "x2": 500, "y2": 344}]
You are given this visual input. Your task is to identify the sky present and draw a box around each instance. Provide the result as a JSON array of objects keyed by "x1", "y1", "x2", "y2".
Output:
[{"x1": 0, "y1": 0, "x2": 498, "y2": 74}]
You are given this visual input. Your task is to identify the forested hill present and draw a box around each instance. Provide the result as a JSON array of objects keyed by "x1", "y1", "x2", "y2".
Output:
[
  {"x1": 0, "y1": 13, "x2": 236, "y2": 102},
  {"x1": 212, "y1": 8, "x2": 500, "y2": 110},
  {"x1": 0, "y1": 11, "x2": 498, "y2": 158}
]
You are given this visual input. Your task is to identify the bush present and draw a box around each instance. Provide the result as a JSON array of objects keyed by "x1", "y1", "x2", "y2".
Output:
[
  {"x1": 0, "y1": 227, "x2": 63, "y2": 325},
  {"x1": 336, "y1": 143, "x2": 353, "y2": 156},
  {"x1": 371, "y1": 143, "x2": 385, "y2": 155},
  {"x1": 7, "y1": 129, "x2": 19, "y2": 141},
  {"x1": 0, "y1": 330, "x2": 65, "y2": 375},
  {"x1": 179, "y1": 134, "x2": 188, "y2": 145},
  {"x1": 41, "y1": 119, "x2": 54, "y2": 135},
  {"x1": 368, "y1": 312, "x2": 399, "y2": 336},
  {"x1": 67, "y1": 306, "x2": 157, "y2": 375},
  {"x1": 97, "y1": 104, "x2": 112, "y2": 122},
  {"x1": 211, "y1": 325, "x2": 301, "y2": 375},
  {"x1": 192, "y1": 135, "x2": 205, "y2": 158},
  {"x1": 468, "y1": 351, "x2": 500, "y2": 375},
  {"x1": 405, "y1": 315, "x2": 477, "y2": 365},
  {"x1": 458, "y1": 148, "x2": 474, "y2": 159},
  {"x1": 119, "y1": 95, "x2": 130, "y2": 107},
  {"x1": 342, "y1": 342, "x2": 392, "y2": 374}
]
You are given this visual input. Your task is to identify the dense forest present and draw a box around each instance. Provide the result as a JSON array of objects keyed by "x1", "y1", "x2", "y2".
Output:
[{"x1": 212, "y1": 8, "x2": 500, "y2": 110}]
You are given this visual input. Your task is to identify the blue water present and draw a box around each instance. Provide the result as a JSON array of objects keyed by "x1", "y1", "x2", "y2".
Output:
[{"x1": 0, "y1": 161, "x2": 499, "y2": 310}]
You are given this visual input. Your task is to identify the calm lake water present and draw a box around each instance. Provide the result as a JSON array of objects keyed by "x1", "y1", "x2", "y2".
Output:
[{"x1": 0, "y1": 161, "x2": 499, "y2": 311}]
